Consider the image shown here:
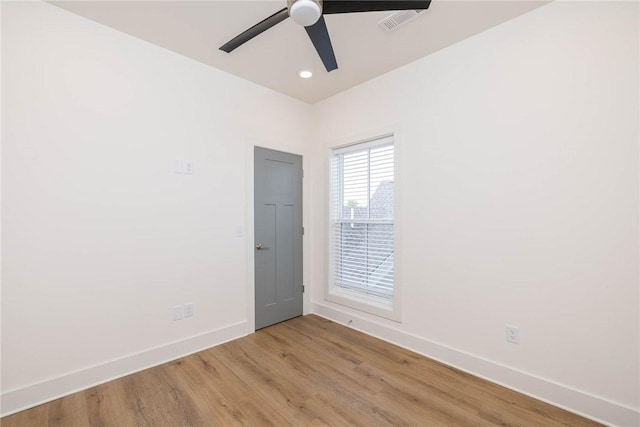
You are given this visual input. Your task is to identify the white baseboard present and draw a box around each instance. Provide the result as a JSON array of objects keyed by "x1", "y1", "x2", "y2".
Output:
[
  {"x1": 1, "y1": 321, "x2": 248, "y2": 417},
  {"x1": 311, "y1": 302, "x2": 640, "y2": 427}
]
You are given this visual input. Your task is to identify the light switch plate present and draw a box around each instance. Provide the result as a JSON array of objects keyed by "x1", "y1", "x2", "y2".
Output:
[
  {"x1": 172, "y1": 305, "x2": 183, "y2": 321},
  {"x1": 172, "y1": 160, "x2": 182, "y2": 174}
]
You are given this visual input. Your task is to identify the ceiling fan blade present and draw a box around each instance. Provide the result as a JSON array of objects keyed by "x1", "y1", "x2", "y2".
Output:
[
  {"x1": 323, "y1": 0, "x2": 431, "y2": 14},
  {"x1": 220, "y1": 8, "x2": 289, "y2": 53},
  {"x1": 305, "y1": 16, "x2": 338, "y2": 72}
]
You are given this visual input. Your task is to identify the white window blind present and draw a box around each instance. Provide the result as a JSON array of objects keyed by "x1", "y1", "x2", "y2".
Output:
[{"x1": 331, "y1": 136, "x2": 394, "y2": 300}]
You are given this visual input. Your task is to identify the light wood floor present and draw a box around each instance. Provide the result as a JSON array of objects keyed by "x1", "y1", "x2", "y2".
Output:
[{"x1": 3, "y1": 314, "x2": 601, "y2": 427}]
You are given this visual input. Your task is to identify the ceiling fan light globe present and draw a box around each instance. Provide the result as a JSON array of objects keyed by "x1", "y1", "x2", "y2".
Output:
[{"x1": 289, "y1": 0, "x2": 322, "y2": 27}]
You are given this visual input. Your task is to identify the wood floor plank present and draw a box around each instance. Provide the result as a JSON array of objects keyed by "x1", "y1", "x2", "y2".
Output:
[
  {"x1": 212, "y1": 339, "x2": 317, "y2": 425},
  {"x1": 84, "y1": 380, "x2": 139, "y2": 427},
  {"x1": 259, "y1": 324, "x2": 386, "y2": 397},
  {"x1": 1, "y1": 314, "x2": 602, "y2": 427},
  {"x1": 120, "y1": 363, "x2": 206, "y2": 426},
  {"x1": 161, "y1": 355, "x2": 250, "y2": 426},
  {"x1": 199, "y1": 348, "x2": 292, "y2": 426},
  {"x1": 1, "y1": 398, "x2": 49, "y2": 426},
  {"x1": 257, "y1": 324, "x2": 404, "y2": 426},
  {"x1": 47, "y1": 389, "x2": 89, "y2": 427}
]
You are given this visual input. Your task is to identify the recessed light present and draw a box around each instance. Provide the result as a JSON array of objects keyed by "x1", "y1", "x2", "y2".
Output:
[{"x1": 298, "y1": 69, "x2": 313, "y2": 79}]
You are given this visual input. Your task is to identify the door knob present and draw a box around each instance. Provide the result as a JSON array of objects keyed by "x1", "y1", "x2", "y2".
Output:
[{"x1": 256, "y1": 244, "x2": 268, "y2": 250}]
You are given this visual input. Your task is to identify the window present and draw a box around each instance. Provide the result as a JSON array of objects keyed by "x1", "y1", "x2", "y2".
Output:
[{"x1": 330, "y1": 135, "x2": 395, "y2": 307}]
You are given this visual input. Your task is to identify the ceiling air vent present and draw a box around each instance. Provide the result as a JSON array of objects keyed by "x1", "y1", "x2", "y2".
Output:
[{"x1": 378, "y1": 10, "x2": 425, "y2": 33}]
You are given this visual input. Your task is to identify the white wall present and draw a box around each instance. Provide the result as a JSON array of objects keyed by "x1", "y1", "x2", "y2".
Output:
[
  {"x1": 2, "y1": 1, "x2": 639, "y2": 426},
  {"x1": 1, "y1": 1, "x2": 312, "y2": 414},
  {"x1": 309, "y1": 2, "x2": 639, "y2": 426}
]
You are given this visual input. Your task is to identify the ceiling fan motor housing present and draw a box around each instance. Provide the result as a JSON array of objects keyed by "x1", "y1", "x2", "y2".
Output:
[{"x1": 287, "y1": 0, "x2": 323, "y2": 27}]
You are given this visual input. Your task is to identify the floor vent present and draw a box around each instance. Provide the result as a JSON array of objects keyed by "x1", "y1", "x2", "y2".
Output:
[{"x1": 378, "y1": 10, "x2": 425, "y2": 32}]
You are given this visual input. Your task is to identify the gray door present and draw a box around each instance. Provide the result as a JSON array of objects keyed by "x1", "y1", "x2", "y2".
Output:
[{"x1": 254, "y1": 147, "x2": 303, "y2": 330}]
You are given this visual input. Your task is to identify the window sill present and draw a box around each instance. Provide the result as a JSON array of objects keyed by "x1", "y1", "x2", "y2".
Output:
[{"x1": 326, "y1": 287, "x2": 400, "y2": 322}]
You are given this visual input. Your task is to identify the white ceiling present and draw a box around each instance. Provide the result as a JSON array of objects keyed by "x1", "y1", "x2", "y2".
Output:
[{"x1": 51, "y1": 1, "x2": 548, "y2": 104}]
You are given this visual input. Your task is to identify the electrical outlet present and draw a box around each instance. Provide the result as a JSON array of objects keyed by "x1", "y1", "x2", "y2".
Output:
[
  {"x1": 172, "y1": 160, "x2": 194, "y2": 175},
  {"x1": 506, "y1": 326, "x2": 520, "y2": 344},
  {"x1": 184, "y1": 303, "x2": 194, "y2": 318},
  {"x1": 184, "y1": 161, "x2": 194, "y2": 175},
  {"x1": 172, "y1": 305, "x2": 183, "y2": 321}
]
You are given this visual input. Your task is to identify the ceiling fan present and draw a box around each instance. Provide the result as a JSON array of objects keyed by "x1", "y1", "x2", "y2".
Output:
[{"x1": 220, "y1": 0, "x2": 432, "y2": 73}]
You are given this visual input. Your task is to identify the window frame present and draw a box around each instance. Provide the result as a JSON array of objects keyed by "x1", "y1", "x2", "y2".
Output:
[{"x1": 326, "y1": 129, "x2": 402, "y2": 322}]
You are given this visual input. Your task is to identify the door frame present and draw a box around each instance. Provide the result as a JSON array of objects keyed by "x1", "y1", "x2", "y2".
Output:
[{"x1": 245, "y1": 138, "x2": 307, "y2": 334}]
